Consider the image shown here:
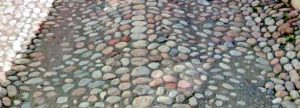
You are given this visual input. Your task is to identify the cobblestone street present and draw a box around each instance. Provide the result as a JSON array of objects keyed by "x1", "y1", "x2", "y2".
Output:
[{"x1": 1, "y1": 0, "x2": 300, "y2": 108}]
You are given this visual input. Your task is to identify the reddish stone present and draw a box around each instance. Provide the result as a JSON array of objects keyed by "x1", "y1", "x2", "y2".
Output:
[
  {"x1": 272, "y1": 32, "x2": 281, "y2": 39},
  {"x1": 160, "y1": 53, "x2": 170, "y2": 59},
  {"x1": 71, "y1": 88, "x2": 87, "y2": 96},
  {"x1": 108, "y1": 39, "x2": 119, "y2": 46},
  {"x1": 214, "y1": 27, "x2": 228, "y2": 32},
  {"x1": 278, "y1": 73, "x2": 289, "y2": 81},
  {"x1": 235, "y1": 16, "x2": 243, "y2": 22},
  {"x1": 88, "y1": 44, "x2": 94, "y2": 50},
  {"x1": 123, "y1": 14, "x2": 133, "y2": 19},
  {"x1": 119, "y1": 25, "x2": 132, "y2": 31},
  {"x1": 270, "y1": 58, "x2": 279, "y2": 65},
  {"x1": 99, "y1": 12, "x2": 107, "y2": 16},
  {"x1": 165, "y1": 6, "x2": 172, "y2": 11},
  {"x1": 163, "y1": 75, "x2": 177, "y2": 83},
  {"x1": 173, "y1": 57, "x2": 183, "y2": 63},
  {"x1": 120, "y1": 74, "x2": 130, "y2": 82},
  {"x1": 198, "y1": 17, "x2": 206, "y2": 21},
  {"x1": 147, "y1": 24, "x2": 155, "y2": 29},
  {"x1": 29, "y1": 52, "x2": 46, "y2": 61},
  {"x1": 211, "y1": 16, "x2": 219, "y2": 20},
  {"x1": 149, "y1": 78, "x2": 163, "y2": 87},
  {"x1": 275, "y1": 90, "x2": 288, "y2": 97},
  {"x1": 207, "y1": 58, "x2": 216, "y2": 63},
  {"x1": 0, "y1": 72, "x2": 6, "y2": 83},
  {"x1": 242, "y1": 11, "x2": 250, "y2": 16},
  {"x1": 30, "y1": 52, "x2": 43, "y2": 58},
  {"x1": 108, "y1": 0, "x2": 119, "y2": 5},
  {"x1": 89, "y1": 12, "x2": 97, "y2": 17},
  {"x1": 273, "y1": 64, "x2": 282, "y2": 74},
  {"x1": 226, "y1": 31, "x2": 239, "y2": 37},
  {"x1": 133, "y1": 10, "x2": 146, "y2": 15},
  {"x1": 146, "y1": 13, "x2": 154, "y2": 18},
  {"x1": 165, "y1": 83, "x2": 177, "y2": 89},
  {"x1": 148, "y1": 55, "x2": 162, "y2": 62},
  {"x1": 88, "y1": 95, "x2": 98, "y2": 102},
  {"x1": 76, "y1": 42, "x2": 85, "y2": 48},
  {"x1": 63, "y1": 66, "x2": 77, "y2": 73},
  {"x1": 34, "y1": 56, "x2": 45, "y2": 61},
  {"x1": 278, "y1": 23, "x2": 293, "y2": 35},
  {"x1": 130, "y1": 49, "x2": 149, "y2": 57},
  {"x1": 148, "y1": 34, "x2": 158, "y2": 42},
  {"x1": 289, "y1": 10, "x2": 299, "y2": 18},
  {"x1": 151, "y1": 70, "x2": 163, "y2": 78},
  {"x1": 222, "y1": 36, "x2": 233, "y2": 42},
  {"x1": 178, "y1": 53, "x2": 189, "y2": 60},
  {"x1": 132, "y1": 77, "x2": 151, "y2": 85},
  {"x1": 294, "y1": 81, "x2": 300, "y2": 89},
  {"x1": 275, "y1": 50, "x2": 285, "y2": 57},
  {"x1": 189, "y1": 40, "x2": 196, "y2": 44},
  {"x1": 155, "y1": 16, "x2": 163, "y2": 21},
  {"x1": 148, "y1": 18, "x2": 155, "y2": 24},
  {"x1": 252, "y1": 32, "x2": 262, "y2": 38},
  {"x1": 107, "y1": 51, "x2": 119, "y2": 57},
  {"x1": 121, "y1": 36, "x2": 131, "y2": 42},
  {"x1": 177, "y1": 80, "x2": 192, "y2": 89},
  {"x1": 14, "y1": 0, "x2": 23, "y2": 4}
]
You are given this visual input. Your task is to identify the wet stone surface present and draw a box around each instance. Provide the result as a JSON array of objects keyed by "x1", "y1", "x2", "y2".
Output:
[{"x1": 2, "y1": 0, "x2": 300, "y2": 108}]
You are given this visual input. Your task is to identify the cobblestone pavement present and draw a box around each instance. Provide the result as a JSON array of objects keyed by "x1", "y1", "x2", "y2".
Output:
[
  {"x1": 1, "y1": 0, "x2": 300, "y2": 108},
  {"x1": 0, "y1": 0, "x2": 53, "y2": 73}
]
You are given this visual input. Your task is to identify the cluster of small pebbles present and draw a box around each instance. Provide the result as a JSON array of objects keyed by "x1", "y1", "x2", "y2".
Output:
[
  {"x1": 0, "y1": 0, "x2": 300, "y2": 108},
  {"x1": 0, "y1": 0, "x2": 53, "y2": 72},
  {"x1": 249, "y1": 0, "x2": 300, "y2": 107},
  {"x1": 0, "y1": 0, "x2": 53, "y2": 107}
]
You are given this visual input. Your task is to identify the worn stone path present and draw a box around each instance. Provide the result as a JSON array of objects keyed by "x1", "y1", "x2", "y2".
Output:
[{"x1": 2, "y1": 0, "x2": 300, "y2": 108}]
